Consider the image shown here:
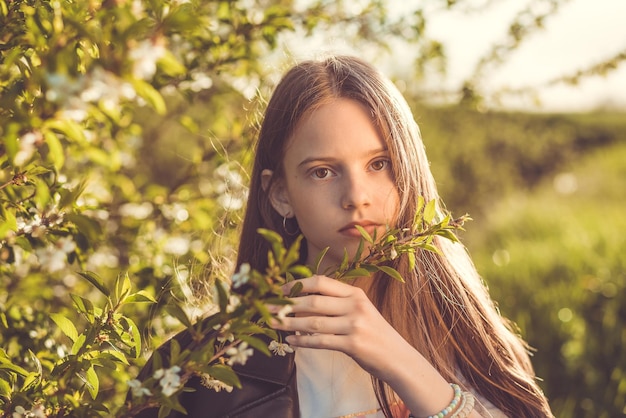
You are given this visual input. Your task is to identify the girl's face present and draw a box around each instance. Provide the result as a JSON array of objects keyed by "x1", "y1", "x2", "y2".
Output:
[{"x1": 267, "y1": 98, "x2": 400, "y2": 271}]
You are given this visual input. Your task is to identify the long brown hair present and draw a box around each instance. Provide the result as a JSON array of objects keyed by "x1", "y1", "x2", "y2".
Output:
[{"x1": 236, "y1": 55, "x2": 552, "y2": 417}]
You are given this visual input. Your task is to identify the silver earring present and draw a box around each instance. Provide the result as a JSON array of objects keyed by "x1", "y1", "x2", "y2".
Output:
[{"x1": 282, "y1": 215, "x2": 299, "y2": 236}]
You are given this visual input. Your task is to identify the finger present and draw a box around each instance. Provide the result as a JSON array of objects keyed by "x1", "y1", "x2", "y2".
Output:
[
  {"x1": 282, "y1": 275, "x2": 355, "y2": 298},
  {"x1": 287, "y1": 293, "x2": 350, "y2": 316},
  {"x1": 271, "y1": 315, "x2": 349, "y2": 335},
  {"x1": 285, "y1": 332, "x2": 347, "y2": 350}
]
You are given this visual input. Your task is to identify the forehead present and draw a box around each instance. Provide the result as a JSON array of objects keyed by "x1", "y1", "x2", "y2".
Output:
[{"x1": 284, "y1": 98, "x2": 385, "y2": 158}]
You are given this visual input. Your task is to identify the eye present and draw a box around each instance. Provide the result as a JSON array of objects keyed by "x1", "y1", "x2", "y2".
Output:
[
  {"x1": 312, "y1": 167, "x2": 333, "y2": 179},
  {"x1": 370, "y1": 159, "x2": 389, "y2": 172}
]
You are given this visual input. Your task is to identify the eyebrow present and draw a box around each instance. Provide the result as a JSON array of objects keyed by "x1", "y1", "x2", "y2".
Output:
[{"x1": 297, "y1": 148, "x2": 389, "y2": 169}]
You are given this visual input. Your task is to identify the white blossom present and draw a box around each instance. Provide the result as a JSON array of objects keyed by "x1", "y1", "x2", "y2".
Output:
[
  {"x1": 161, "y1": 203, "x2": 189, "y2": 222},
  {"x1": 215, "y1": 323, "x2": 234, "y2": 343},
  {"x1": 119, "y1": 202, "x2": 153, "y2": 219},
  {"x1": 38, "y1": 249, "x2": 67, "y2": 273},
  {"x1": 180, "y1": 71, "x2": 213, "y2": 92},
  {"x1": 35, "y1": 236, "x2": 76, "y2": 273},
  {"x1": 268, "y1": 340, "x2": 294, "y2": 356},
  {"x1": 214, "y1": 163, "x2": 247, "y2": 210},
  {"x1": 231, "y1": 263, "x2": 251, "y2": 288},
  {"x1": 200, "y1": 374, "x2": 233, "y2": 393},
  {"x1": 12, "y1": 406, "x2": 27, "y2": 418},
  {"x1": 56, "y1": 236, "x2": 76, "y2": 253},
  {"x1": 86, "y1": 247, "x2": 120, "y2": 270},
  {"x1": 12, "y1": 405, "x2": 47, "y2": 418},
  {"x1": 60, "y1": 97, "x2": 89, "y2": 122},
  {"x1": 276, "y1": 304, "x2": 293, "y2": 320},
  {"x1": 153, "y1": 366, "x2": 182, "y2": 397},
  {"x1": 226, "y1": 342, "x2": 254, "y2": 366},
  {"x1": 226, "y1": 294, "x2": 241, "y2": 313},
  {"x1": 163, "y1": 236, "x2": 190, "y2": 256},
  {"x1": 217, "y1": 193, "x2": 244, "y2": 210},
  {"x1": 131, "y1": 0, "x2": 145, "y2": 16},
  {"x1": 130, "y1": 40, "x2": 166, "y2": 80},
  {"x1": 127, "y1": 379, "x2": 152, "y2": 398},
  {"x1": 14, "y1": 131, "x2": 42, "y2": 166}
]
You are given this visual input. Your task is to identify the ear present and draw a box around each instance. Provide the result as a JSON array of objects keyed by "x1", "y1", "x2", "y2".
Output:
[{"x1": 261, "y1": 169, "x2": 294, "y2": 218}]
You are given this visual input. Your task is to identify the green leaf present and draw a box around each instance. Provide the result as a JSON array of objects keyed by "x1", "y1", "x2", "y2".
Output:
[
  {"x1": 215, "y1": 280, "x2": 229, "y2": 313},
  {"x1": 125, "y1": 290, "x2": 157, "y2": 304},
  {"x1": 253, "y1": 300, "x2": 271, "y2": 321},
  {"x1": 42, "y1": 129, "x2": 65, "y2": 170},
  {"x1": 26, "y1": 166, "x2": 52, "y2": 176},
  {"x1": 257, "y1": 228, "x2": 283, "y2": 244},
  {"x1": 114, "y1": 272, "x2": 132, "y2": 304},
  {"x1": 50, "y1": 313, "x2": 79, "y2": 342},
  {"x1": 284, "y1": 235, "x2": 303, "y2": 269},
  {"x1": 421, "y1": 243, "x2": 440, "y2": 254},
  {"x1": 44, "y1": 118, "x2": 87, "y2": 144},
  {"x1": 413, "y1": 195, "x2": 426, "y2": 227},
  {"x1": 166, "y1": 303, "x2": 193, "y2": 329},
  {"x1": 341, "y1": 268, "x2": 372, "y2": 279},
  {"x1": 0, "y1": 210, "x2": 17, "y2": 240},
  {"x1": 169, "y1": 339, "x2": 181, "y2": 364},
  {"x1": 71, "y1": 334, "x2": 87, "y2": 355},
  {"x1": 71, "y1": 294, "x2": 95, "y2": 322},
  {"x1": 157, "y1": 50, "x2": 186, "y2": 77},
  {"x1": 33, "y1": 177, "x2": 51, "y2": 208},
  {"x1": 258, "y1": 227, "x2": 287, "y2": 262},
  {"x1": 0, "y1": 357, "x2": 29, "y2": 376},
  {"x1": 354, "y1": 224, "x2": 373, "y2": 243},
  {"x1": 338, "y1": 248, "x2": 349, "y2": 272},
  {"x1": 423, "y1": 198, "x2": 437, "y2": 224},
  {"x1": 207, "y1": 364, "x2": 242, "y2": 389},
  {"x1": 239, "y1": 335, "x2": 271, "y2": 357},
  {"x1": 375, "y1": 265, "x2": 405, "y2": 283},
  {"x1": 66, "y1": 213, "x2": 102, "y2": 241},
  {"x1": 21, "y1": 371, "x2": 41, "y2": 391},
  {"x1": 312, "y1": 247, "x2": 330, "y2": 274},
  {"x1": 0, "y1": 378, "x2": 11, "y2": 397},
  {"x1": 77, "y1": 271, "x2": 110, "y2": 297},
  {"x1": 407, "y1": 252, "x2": 416, "y2": 272},
  {"x1": 121, "y1": 316, "x2": 142, "y2": 358},
  {"x1": 158, "y1": 406, "x2": 174, "y2": 418},
  {"x1": 28, "y1": 350, "x2": 42, "y2": 376},
  {"x1": 288, "y1": 281, "x2": 303, "y2": 297},
  {"x1": 132, "y1": 79, "x2": 166, "y2": 115},
  {"x1": 58, "y1": 180, "x2": 88, "y2": 210},
  {"x1": 353, "y1": 238, "x2": 365, "y2": 265},
  {"x1": 85, "y1": 365, "x2": 99, "y2": 399},
  {"x1": 152, "y1": 351, "x2": 164, "y2": 372},
  {"x1": 436, "y1": 228, "x2": 459, "y2": 243},
  {"x1": 98, "y1": 349, "x2": 130, "y2": 366},
  {"x1": 287, "y1": 265, "x2": 312, "y2": 278}
]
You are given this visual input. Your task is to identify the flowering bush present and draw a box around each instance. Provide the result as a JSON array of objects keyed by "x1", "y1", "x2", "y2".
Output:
[
  {"x1": 0, "y1": 0, "x2": 440, "y2": 416},
  {"x1": 4, "y1": 0, "x2": 619, "y2": 416}
]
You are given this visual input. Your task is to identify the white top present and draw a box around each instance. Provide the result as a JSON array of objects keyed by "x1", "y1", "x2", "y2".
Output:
[
  {"x1": 296, "y1": 347, "x2": 385, "y2": 418},
  {"x1": 295, "y1": 347, "x2": 508, "y2": 418}
]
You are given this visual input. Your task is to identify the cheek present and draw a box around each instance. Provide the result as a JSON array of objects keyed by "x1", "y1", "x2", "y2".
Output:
[{"x1": 380, "y1": 185, "x2": 401, "y2": 222}]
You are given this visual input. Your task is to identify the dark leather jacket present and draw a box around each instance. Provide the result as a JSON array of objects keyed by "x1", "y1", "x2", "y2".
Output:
[{"x1": 132, "y1": 327, "x2": 299, "y2": 418}]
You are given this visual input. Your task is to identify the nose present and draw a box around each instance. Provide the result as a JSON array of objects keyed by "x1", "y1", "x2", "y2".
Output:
[{"x1": 340, "y1": 171, "x2": 371, "y2": 210}]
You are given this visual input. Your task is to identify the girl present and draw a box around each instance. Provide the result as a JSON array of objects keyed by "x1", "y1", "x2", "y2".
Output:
[{"x1": 137, "y1": 55, "x2": 553, "y2": 417}]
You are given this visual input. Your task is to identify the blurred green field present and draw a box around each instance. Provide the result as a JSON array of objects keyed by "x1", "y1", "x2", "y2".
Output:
[{"x1": 418, "y1": 107, "x2": 626, "y2": 417}]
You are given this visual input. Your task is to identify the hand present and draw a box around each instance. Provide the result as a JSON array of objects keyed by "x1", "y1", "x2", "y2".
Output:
[
  {"x1": 270, "y1": 275, "x2": 412, "y2": 380},
  {"x1": 271, "y1": 275, "x2": 478, "y2": 418}
]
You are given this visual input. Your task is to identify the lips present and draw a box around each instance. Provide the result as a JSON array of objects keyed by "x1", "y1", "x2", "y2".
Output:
[{"x1": 338, "y1": 221, "x2": 379, "y2": 238}]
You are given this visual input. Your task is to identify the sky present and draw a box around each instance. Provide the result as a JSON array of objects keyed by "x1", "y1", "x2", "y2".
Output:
[
  {"x1": 419, "y1": 0, "x2": 626, "y2": 112},
  {"x1": 284, "y1": 0, "x2": 626, "y2": 112}
]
